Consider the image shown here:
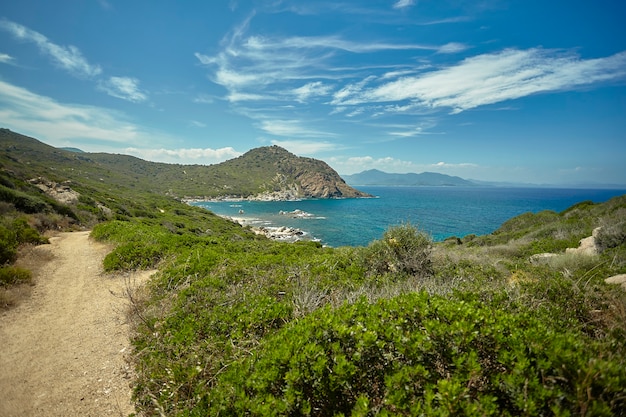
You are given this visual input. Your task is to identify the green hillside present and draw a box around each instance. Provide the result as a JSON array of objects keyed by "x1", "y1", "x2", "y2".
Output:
[
  {"x1": 0, "y1": 129, "x2": 368, "y2": 199},
  {"x1": 1, "y1": 128, "x2": 625, "y2": 415}
]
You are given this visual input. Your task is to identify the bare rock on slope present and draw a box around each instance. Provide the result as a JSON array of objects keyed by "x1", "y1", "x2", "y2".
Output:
[
  {"x1": 29, "y1": 177, "x2": 80, "y2": 205},
  {"x1": 605, "y1": 274, "x2": 626, "y2": 290},
  {"x1": 565, "y1": 227, "x2": 602, "y2": 256}
]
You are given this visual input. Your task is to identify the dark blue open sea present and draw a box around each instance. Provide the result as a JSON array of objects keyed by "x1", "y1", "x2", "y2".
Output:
[{"x1": 192, "y1": 187, "x2": 626, "y2": 247}]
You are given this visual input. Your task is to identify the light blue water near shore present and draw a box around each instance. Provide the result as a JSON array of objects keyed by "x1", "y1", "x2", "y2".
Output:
[{"x1": 192, "y1": 187, "x2": 626, "y2": 247}]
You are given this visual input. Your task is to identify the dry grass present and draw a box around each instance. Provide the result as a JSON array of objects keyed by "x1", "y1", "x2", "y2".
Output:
[
  {"x1": 1, "y1": 243, "x2": 55, "y2": 310},
  {"x1": 0, "y1": 284, "x2": 33, "y2": 309},
  {"x1": 15, "y1": 242, "x2": 55, "y2": 274}
]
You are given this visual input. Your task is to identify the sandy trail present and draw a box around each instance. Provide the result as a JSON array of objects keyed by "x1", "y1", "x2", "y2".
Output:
[{"x1": 0, "y1": 231, "x2": 152, "y2": 417}]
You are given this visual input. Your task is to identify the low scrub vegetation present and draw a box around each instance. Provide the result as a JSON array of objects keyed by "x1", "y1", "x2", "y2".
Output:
[
  {"x1": 87, "y1": 195, "x2": 626, "y2": 416},
  {"x1": 2, "y1": 133, "x2": 625, "y2": 414}
]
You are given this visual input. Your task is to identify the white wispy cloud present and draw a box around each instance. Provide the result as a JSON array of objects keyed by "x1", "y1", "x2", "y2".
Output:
[
  {"x1": 270, "y1": 139, "x2": 342, "y2": 155},
  {"x1": 0, "y1": 53, "x2": 15, "y2": 64},
  {"x1": 419, "y1": 16, "x2": 472, "y2": 25},
  {"x1": 332, "y1": 155, "x2": 416, "y2": 174},
  {"x1": 125, "y1": 147, "x2": 241, "y2": 165},
  {"x1": 195, "y1": 19, "x2": 462, "y2": 107},
  {"x1": 387, "y1": 120, "x2": 438, "y2": 137},
  {"x1": 193, "y1": 94, "x2": 216, "y2": 104},
  {"x1": 430, "y1": 161, "x2": 478, "y2": 169},
  {"x1": 332, "y1": 48, "x2": 626, "y2": 113},
  {"x1": 329, "y1": 155, "x2": 479, "y2": 176},
  {"x1": 292, "y1": 81, "x2": 334, "y2": 103},
  {"x1": 98, "y1": 76, "x2": 148, "y2": 103},
  {"x1": 244, "y1": 34, "x2": 444, "y2": 53},
  {"x1": 0, "y1": 80, "x2": 156, "y2": 147},
  {"x1": 0, "y1": 19, "x2": 101, "y2": 78},
  {"x1": 189, "y1": 120, "x2": 207, "y2": 128},
  {"x1": 437, "y1": 42, "x2": 469, "y2": 54},
  {"x1": 393, "y1": 0, "x2": 415, "y2": 10},
  {"x1": 258, "y1": 119, "x2": 336, "y2": 138}
]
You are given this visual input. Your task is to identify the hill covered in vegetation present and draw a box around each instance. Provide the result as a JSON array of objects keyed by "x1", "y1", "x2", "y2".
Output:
[
  {"x1": 0, "y1": 129, "x2": 369, "y2": 200},
  {"x1": 1, "y1": 128, "x2": 626, "y2": 415}
]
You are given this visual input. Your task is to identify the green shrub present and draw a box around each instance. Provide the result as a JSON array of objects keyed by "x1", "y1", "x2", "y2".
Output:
[
  {"x1": 0, "y1": 265, "x2": 32, "y2": 286},
  {"x1": 0, "y1": 218, "x2": 47, "y2": 265},
  {"x1": 208, "y1": 293, "x2": 626, "y2": 416},
  {"x1": 596, "y1": 220, "x2": 626, "y2": 252},
  {"x1": 362, "y1": 223, "x2": 432, "y2": 278},
  {"x1": 102, "y1": 242, "x2": 164, "y2": 271},
  {"x1": 0, "y1": 225, "x2": 18, "y2": 264},
  {"x1": 0, "y1": 185, "x2": 49, "y2": 214}
]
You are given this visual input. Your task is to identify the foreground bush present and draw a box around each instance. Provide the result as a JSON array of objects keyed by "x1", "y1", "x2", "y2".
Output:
[
  {"x1": 362, "y1": 223, "x2": 433, "y2": 279},
  {"x1": 209, "y1": 292, "x2": 626, "y2": 416},
  {"x1": 0, "y1": 217, "x2": 48, "y2": 265}
]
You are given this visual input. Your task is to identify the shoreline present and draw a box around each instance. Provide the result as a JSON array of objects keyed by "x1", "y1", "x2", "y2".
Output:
[
  {"x1": 182, "y1": 193, "x2": 377, "y2": 204},
  {"x1": 218, "y1": 214, "x2": 319, "y2": 244}
]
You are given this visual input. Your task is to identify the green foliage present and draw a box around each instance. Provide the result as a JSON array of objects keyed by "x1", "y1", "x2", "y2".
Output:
[
  {"x1": 0, "y1": 129, "x2": 366, "y2": 200},
  {"x1": 362, "y1": 223, "x2": 433, "y2": 278},
  {"x1": 0, "y1": 184, "x2": 49, "y2": 214},
  {"x1": 4, "y1": 128, "x2": 626, "y2": 416},
  {"x1": 124, "y1": 198, "x2": 626, "y2": 416},
  {"x1": 0, "y1": 265, "x2": 32, "y2": 286},
  {"x1": 0, "y1": 224, "x2": 18, "y2": 265},
  {"x1": 0, "y1": 217, "x2": 48, "y2": 265},
  {"x1": 596, "y1": 217, "x2": 626, "y2": 253},
  {"x1": 208, "y1": 293, "x2": 626, "y2": 416}
]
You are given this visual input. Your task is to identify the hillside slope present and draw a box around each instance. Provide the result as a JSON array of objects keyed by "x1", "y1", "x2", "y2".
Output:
[
  {"x1": 0, "y1": 129, "x2": 369, "y2": 199},
  {"x1": 210, "y1": 146, "x2": 370, "y2": 199}
]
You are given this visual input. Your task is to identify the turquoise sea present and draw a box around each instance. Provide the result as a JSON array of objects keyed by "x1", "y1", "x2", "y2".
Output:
[{"x1": 192, "y1": 187, "x2": 626, "y2": 247}]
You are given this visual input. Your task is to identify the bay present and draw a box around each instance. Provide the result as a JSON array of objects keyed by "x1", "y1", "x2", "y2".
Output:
[{"x1": 192, "y1": 187, "x2": 626, "y2": 247}]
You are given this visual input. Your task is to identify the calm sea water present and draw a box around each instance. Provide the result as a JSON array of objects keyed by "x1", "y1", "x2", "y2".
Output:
[{"x1": 192, "y1": 187, "x2": 626, "y2": 247}]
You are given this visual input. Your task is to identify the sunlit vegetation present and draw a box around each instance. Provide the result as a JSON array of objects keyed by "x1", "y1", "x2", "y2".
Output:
[
  {"x1": 2, "y1": 128, "x2": 625, "y2": 415},
  {"x1": 88, "y1": 196, "x2": 626, "y2": 416}
]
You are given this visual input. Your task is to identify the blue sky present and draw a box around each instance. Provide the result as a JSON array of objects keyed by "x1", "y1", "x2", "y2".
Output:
[{"x1": 1, "y1": 1, "x2": 625, "y2": 185}]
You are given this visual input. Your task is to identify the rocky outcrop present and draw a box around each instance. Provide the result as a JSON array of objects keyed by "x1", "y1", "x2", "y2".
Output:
[
  {"x1": 605, "y1": 274, "x2": 626, "y2": 290},
  {"x1": 530, "y1": 227, "x2": 602, "y2": 265},
  {"x1": 565, "y1": 227, "x2": 602, "y2": 256},
  {"x1": 29, "y1": 177, "x2": 80, "y2": 204}
]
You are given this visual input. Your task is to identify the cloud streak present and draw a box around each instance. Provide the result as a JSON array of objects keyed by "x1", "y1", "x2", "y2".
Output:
[
  {"x1": 195, "y1": 23, "x2": 466, "y2": 106},
  {"x1": 329, "y1": 155, "x2": 479, "y2": 176},
  {"x1": 0, "y1": 53, "x2": 15, "y2": 64},
  {"x1": 98, "y1": 76, "x2": 148, "y2": 102},
  {"x1": 1, "y1": 19, "x2": 149, "y2": 104},
  {"x1": 258, "y1": 119, "x2": 336, "y2": 138},
  {"x1": 0, "y1": 18, "x2": 102, "y2": 78},
  {"x1": 393, "y1": 0, "x2": 415, "y2": 10},
  {"x1": 270, "y1": 139, "x2": 342, "y2": 155},
  {"x1": 0, "y1": 80, "x2": 154, "y2": 147},
  {"x1": 125, "y1": 147, "x2": 241, "y2": 165},
  {"x1": 332, "y1": 48, "x2": 626, "y2": 113}
]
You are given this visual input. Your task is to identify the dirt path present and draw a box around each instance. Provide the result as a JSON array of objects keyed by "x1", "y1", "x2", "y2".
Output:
[{"x1": 0, "y1": 231, "x2": 152, "y2": 417}]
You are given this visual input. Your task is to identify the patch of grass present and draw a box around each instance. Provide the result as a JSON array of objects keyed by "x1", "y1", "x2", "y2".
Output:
[{"x1": 0, "y1": 265, "x2": 32, "y2": 287}]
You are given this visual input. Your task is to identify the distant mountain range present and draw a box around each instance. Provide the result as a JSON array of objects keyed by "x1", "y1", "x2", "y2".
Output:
[{"x1": 342, "y1": 169, "x2": 476, "y2": 187}]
